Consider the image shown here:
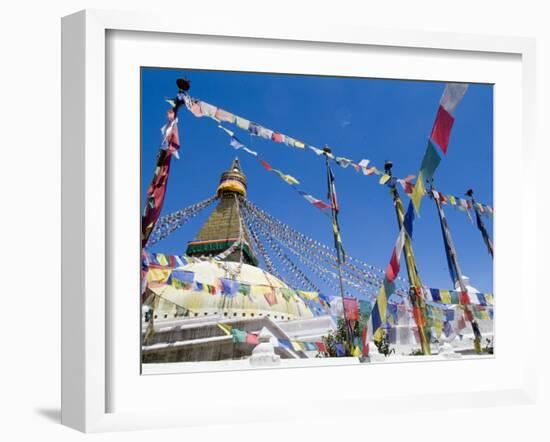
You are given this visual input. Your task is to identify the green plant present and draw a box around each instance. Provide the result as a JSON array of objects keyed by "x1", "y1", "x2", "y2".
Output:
[
  {"x1": 374, "y1": 330, "x2": 395, "y2": 357},
  {"x1": 409, "y1": 348, "x2": 424, "y2": 356}
]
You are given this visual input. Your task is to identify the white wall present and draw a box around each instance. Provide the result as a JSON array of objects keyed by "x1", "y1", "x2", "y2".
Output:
[{"x1": 0, "y1": 1, "x2": 548, "y2": 440}]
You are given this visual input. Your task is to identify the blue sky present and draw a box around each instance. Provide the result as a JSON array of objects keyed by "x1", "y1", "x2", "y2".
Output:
[{"x1": 141, "y1": 68, "x2": 493, "y2": 294}]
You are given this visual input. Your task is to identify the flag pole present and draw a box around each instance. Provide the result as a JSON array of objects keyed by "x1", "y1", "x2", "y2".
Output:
[
  {"x1": 384, "y1": 161, "x2": 431, "y2": 355},
  {"x1": 430, "y1": 182, "x2": 483, "y2": 354},
  {"x1": 323, "y1": 146, "x2": 353, "y2": 355},
  {"x1": 466, "y1": 189, "x2": 494, "y2": 258}
]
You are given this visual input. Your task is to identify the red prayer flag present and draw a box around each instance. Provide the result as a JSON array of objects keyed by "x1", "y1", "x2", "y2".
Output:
[
  {"x1": 459, "y1": 291, "x2": 471, "y2": 305},
  {"x1": 361, "y1": 326, "x2": 369, "y2": 357},
  {"x1": 315, "y1": 342, "x2": 327, "y2": 353},
  {"x1": 259, "y1": 158, "x2": 272, "y2": 171},
  {"x1": 271, "y1": 132, "x2": 284, "y2": 143},
  {"x1": 264, "y1": 290, "x2": 278, "y2": 306},
  {"x1": 343, "y1": 297, "x2": 359, "y2": 321},
  {"x1": 246, "y1": 333, "x2": 259, "y2": 345},
  {"x1": 463, "y1": 309, "x2": 474, "y2": 322},
  {"x1": 430, "y1": 105, "x2": 455, "y2": 154},
  {"x1": 141, "y1": 151, "x2": 173, "y2": 248}
]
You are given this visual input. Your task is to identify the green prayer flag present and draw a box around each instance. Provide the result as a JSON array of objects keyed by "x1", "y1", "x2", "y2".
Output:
[
  {"x1": 231, "y1": 328, "x2": 247, "y2": 343},
  {"x1": 420, "y1": 140, "x2": 442, "y2": 181}
]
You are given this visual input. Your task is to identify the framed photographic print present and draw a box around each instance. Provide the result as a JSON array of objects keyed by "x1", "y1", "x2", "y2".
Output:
[{"x1": 61, "y1": 9, "x2": 537, "y2": 433}]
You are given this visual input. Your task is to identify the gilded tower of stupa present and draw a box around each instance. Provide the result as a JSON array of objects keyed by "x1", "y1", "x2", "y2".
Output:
[{"x1": 186, "y1": 158, "x2": 258, "y2": 265}]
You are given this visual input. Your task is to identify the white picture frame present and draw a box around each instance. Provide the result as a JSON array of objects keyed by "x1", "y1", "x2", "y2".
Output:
[{"x1": 61, "y1": 9, "x2": 538, "y2": 433}]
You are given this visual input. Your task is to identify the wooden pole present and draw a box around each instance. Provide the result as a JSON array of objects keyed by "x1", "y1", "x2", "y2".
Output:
[
  {"x1": 431, "y1": 184, "x2": 483, "y2": 354},
  {"x1": 385, "y1": 162, "x2": 431, "y2": 355},
  {"x1": 323, "y1": 148, "x2": 354, "y2": 355}
]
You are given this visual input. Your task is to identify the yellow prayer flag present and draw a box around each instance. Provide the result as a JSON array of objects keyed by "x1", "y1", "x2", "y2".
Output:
[
  {"x1": 411, "y1": 172, "x2": 426, "y2": 214},
  {"x1": 352, "y1": 346, "x2": 362, "y2": 357},
  {"x1": 147, "y1": 268, "x2": 171, "y2": 284},
  {"x1": 439, "y1": 290, "x2": 452, "y2": 304},
  {"x1": 379, "y1": 174, "x2": 391, "y2": 185},
  {"x1": 217, "y1": 323, "x2": 232, "y2": 335},
  {"x1": 156, "y1": 253, "x2": 169, "y2": 266},
  {"x1": 293, "y1": 140, "x2": 305, "y2": 149},
  {"x1": 298, "y1": 291, "x2": 318, "y2": 300},
  {"x1": 282, "y1": 174, "x2": 299, "y2": 185}
]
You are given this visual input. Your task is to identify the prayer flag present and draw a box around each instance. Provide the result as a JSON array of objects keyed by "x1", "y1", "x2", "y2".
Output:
[
  {"x1": 188, "y1": 100, "x2": 203, "y2": 117},
  {"x1": 172, "y1": 270, "x2": 194, "y2": 284},
  {"x1": 199, "y1": 101, "x2": 217, "y2": 118},
  {"x1": 246, "y1": 333, "x2": 259, "y2": 345},
  {"x1": 235, "y1": 116, "x2": 250, "y2": 130},
  {"x1": 361, "y1": 325, "x2": 369, "y2": 357},
  {"x1": 316, "y1": 342, "x2": 327, "y2": 353},
  {"x1": 272, "y1": 132, "x2": 284, "y2": 143},
  {"x1": 231, "y1": 328, "x2": 247, "y2": 343},
  {"x1": 335, "y1": 343, "x2": 346, "y2": 356},
  {"x1": 273, "y1": 169, "x2": 300, "y2": 185},
  {"x1": 297, "y1": 190, "x2": 332, "y2": 210},
  {"x1": 328, "y1": 166, "x2": 340, "y2": 213},
  {"x1": 220, "y1": 278, "x2": 239, "y2": 297},
  {"x1": 430, "y1": 105, "x2": 455, "y2": 154},
  {"x1": 379, "y1": 174, "x2": 391, "y2": 185},
  {"x1": 403, "y1": 200, "x2": 415, "y2": 240},
  {"x1": 358, "y1": 159, "x2": 370, "y2": 175},
  {"x1": 259, "y1": 159, "x2": 272, "y2": 171},
  {"x1": 248, "y1": 122, "x2": 261, "y2": 136},
  {"x1": 411, "y1": 171, "x2": 426, "y2": 214},
  {"x1": 420, "y1": 140, "x2": 442, "y2": 181},
  {"x1": 308, "y1": 145, "x2": 325, "y2": 156},
  {"x1": 264, "y1": 289, "x2": 278, "y2": 306},
  {"x1": 440, "y1": 83, "x2": 469, "y2": 115},
  {"x1": 475, "y1": 205, "x2": 494, "y2": 257},
  {"x1": 385, "y1": 228, "x2": 405, "y2": 283},
  {"x1": 343, "y1": 297, "x2": 360, "y2": 321},
  {"x1": 215, "y1": 108, "x2": 235, "y2": 123},
  {"x1": 258, "y1": 126, "x2": 274, "y2": 139},
  {"x1": 229, "y1": 136, "x2": 245, "y2": 150},
  {"x1": 218, "y1": 323, "x2": 232, "y2": 335}
]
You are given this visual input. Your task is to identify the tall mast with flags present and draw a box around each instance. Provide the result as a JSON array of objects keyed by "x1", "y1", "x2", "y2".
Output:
[
  {"x1": 323, "y1": 146, "x2": 353, "y2": 354},
  {"x1": 384, "y1": 161, "x2": 431, "y2": 355},
  {"x1": 430, "y1": 182, "x2": 483, "y2": 354},
  {"x1": 141, "y1": 78, "x2": 190, "y2": 249}
]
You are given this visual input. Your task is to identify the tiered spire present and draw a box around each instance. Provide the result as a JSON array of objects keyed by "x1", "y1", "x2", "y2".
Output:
[{"x1": 186, "y1": 159, "x2": 258, "y2": 265}]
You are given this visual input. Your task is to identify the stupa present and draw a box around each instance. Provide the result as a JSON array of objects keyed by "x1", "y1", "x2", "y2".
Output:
[{"x1": 141, "y1": 160, "x2": 337, "y2": 365}]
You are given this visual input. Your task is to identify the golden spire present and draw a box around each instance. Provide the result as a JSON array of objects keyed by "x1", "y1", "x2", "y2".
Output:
[{"x1": 216, "y1": 157, "x2": 247, "y2": 197}]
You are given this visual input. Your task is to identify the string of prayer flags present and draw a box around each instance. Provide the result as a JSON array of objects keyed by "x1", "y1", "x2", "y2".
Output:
[
  {"x1": 218, "y1": 125, "x2": 332, "y2": 213},
  {"x1": 183, "y1": 95, "x2": 408, "y2": 189},
  {"x1": 426, "y1": 288, "x2": 494, "y2": 306},
  {"x1": 184, "y1": 91, "x2": 494, "y2": 223}
]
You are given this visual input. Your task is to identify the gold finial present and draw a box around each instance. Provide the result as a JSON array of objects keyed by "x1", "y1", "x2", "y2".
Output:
[{"x1": 216, "y1": 158, "x2": 247, "y2": 197}]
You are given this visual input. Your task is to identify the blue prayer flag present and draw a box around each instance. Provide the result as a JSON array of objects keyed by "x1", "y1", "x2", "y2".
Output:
[{"x1": 404, "y1": 200, "x2": 415, "y2": 239}]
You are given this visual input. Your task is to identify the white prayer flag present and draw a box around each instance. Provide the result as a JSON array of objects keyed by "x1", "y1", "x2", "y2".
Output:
[{"x1": 440, "y1": 83, "x2": 469, "y2": 115}]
